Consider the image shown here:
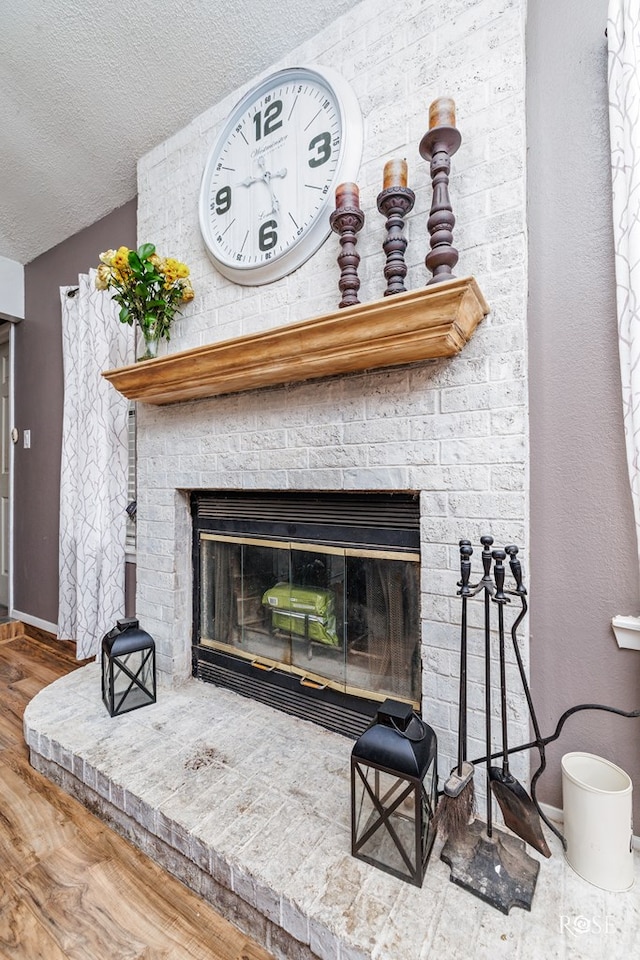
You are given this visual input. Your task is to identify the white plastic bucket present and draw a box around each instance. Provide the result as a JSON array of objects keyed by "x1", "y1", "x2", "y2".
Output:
[{"x1": 561, "y1": 752, "x2": 634, "y2": 891}]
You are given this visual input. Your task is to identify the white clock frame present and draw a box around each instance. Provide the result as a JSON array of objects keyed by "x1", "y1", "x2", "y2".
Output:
[{"x1": 198, "y1": 65, "x2": 363, "y2": 286}]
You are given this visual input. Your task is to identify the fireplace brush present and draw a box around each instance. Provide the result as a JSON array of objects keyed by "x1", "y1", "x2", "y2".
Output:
[{"x1": 436, "y1": 541, "x2": 475, "y2": 839}]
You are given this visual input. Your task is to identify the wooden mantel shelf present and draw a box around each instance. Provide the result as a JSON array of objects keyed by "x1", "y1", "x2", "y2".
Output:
[{"x1": 102, "y1": 276, "x2": 489, "y2": 406}]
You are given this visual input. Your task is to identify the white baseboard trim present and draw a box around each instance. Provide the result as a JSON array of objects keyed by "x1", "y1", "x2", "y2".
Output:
[
  {"x1": 11, "y1": 609, "x2": 58, "y2": 635},
  {"x1": 539, "y1": 801, "x2": 640, "y2": 850},
  {"x1": 611, "y1": 614, "x2": 640, "y2": 650}
]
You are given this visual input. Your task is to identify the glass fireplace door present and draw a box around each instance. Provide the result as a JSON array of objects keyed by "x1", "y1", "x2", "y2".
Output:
[{"x1": 198, "y1": 533, "x2": 420, "y2": 705}]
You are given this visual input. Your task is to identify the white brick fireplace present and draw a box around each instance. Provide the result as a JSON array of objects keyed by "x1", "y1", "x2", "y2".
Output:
[{"x1": 134, "y1": 0, "x2": 529, "y2": 782}]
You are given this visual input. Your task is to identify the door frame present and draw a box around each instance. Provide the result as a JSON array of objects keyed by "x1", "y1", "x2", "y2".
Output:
[{"x1": 0, "y1": 322, "x2": 15, "y2": 614}]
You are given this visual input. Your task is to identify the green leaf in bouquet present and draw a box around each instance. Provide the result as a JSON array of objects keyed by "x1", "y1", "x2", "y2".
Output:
[{"x1": 128, "y1": 251, "x2": 142, "y2": 273}]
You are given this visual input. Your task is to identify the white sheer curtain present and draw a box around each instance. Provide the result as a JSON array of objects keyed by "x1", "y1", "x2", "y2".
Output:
[
  {"x1": 58, "y1": 271, "x2": 134, "y2": 658},
  {"x1": 608, "y1": 0, "x2": 640, "y2": 566}
]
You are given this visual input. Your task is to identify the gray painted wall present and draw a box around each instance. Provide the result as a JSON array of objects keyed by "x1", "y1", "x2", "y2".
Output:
[
  {"x1": 528, "y1": 0, "x2": 640, "y2": 823},
  {"x1": 16, "y1": 200, "x2": 137, "y2": 625}
]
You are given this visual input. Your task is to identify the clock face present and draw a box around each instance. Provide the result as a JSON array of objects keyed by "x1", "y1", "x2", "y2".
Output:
[{"x1": 199, "y1": 66, "x2": 363, "y2": 285}]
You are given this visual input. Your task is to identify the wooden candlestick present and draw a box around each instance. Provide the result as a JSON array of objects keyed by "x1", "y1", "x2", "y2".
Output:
[
  {"x1": 330, "y1": 185, "x2": 365, "y2": 309},
  {"x1": 419, "y1": 97, "x2": 462, "y2": 285},
  {"x1": 377, "y1": 168, "x2": 415, "y2": 296}
]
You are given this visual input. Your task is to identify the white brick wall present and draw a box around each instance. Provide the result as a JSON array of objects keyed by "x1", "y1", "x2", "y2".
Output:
[{"x1": 135, "y1": 0, "x2": 529, "y2": 788}]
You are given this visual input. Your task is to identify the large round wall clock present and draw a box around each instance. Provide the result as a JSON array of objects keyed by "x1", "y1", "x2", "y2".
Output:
[{"x1": 198, "y1": 65, "x2": 363, "y2": 285}]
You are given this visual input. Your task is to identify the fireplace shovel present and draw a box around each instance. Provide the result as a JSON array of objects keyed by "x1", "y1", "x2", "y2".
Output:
[{"x1": 489, "y1": 550, "x2": 551, "y2": 859}]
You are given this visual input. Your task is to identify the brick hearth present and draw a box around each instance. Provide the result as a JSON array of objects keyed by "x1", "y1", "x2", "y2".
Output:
[{"x1": 24, "y1": 666, "x2": 639, "y2": 960}]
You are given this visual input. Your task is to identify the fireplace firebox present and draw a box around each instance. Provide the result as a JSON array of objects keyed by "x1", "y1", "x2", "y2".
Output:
[{"x1": 192, "y1": 491, "x2": 422, "y2": 737}]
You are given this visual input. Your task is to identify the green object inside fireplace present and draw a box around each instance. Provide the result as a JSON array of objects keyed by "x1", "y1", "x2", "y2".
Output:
[{"x1": 262, "y1": 582, "x2": 339, "y2": 646}]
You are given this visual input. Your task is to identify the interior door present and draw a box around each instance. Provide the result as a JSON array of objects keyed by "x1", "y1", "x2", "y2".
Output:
[{"x1": 0, "y1": 338, "x2": 10, "y2": 607}]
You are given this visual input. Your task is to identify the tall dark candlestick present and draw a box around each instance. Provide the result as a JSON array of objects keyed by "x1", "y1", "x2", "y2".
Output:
[{"x1": 419, "y1": 97, "x2": 462, "y2": 285}]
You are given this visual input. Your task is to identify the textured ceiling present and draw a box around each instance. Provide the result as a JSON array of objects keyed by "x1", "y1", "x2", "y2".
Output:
[{"x1": 0, "y1": 0, "x2": 355, "y2": 264}]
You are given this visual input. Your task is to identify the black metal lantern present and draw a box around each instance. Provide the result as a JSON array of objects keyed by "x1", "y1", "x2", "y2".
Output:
[
  {"x1": 101, "y1": 618, "x2": 156, "y2": 717},
  {"x1": 351, "y1": 699, "x2": 438, "y2": 886}
]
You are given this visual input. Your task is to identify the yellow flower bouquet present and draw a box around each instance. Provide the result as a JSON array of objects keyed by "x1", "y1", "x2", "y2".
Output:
[{"x1": 95, "y1": 243, "x2": 194, "y2": 359}]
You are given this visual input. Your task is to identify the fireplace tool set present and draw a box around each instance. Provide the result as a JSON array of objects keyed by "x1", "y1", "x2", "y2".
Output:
[
  {"x1": 437, "y1": 536, "x2": 640, "y2": 914},
  {"x1": 438, "y1": 537, "x2": 550, "y2": 913}
]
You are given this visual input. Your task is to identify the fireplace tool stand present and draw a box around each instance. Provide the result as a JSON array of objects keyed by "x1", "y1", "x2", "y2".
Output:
[
  {"x1": 440, "y1": 538, "x2": 544, "y2": 914},
  {"x1": 440, "y1": 536, "x2": 640, "y2": 913}
]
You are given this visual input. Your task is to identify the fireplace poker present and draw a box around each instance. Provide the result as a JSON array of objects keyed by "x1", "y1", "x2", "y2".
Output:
[
  {"x1": 504, "y1": 543, "x2": 558, "y2": 844},
  {"x1": 505, "y1": 544, "x2": 636, "y2": 852},
  {"x1": 480, "y1": 535, "x2": 495, "y2": 836}
]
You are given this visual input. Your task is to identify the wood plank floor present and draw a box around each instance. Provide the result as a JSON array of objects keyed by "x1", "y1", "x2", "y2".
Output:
[{"x1": 0, "y1": 628, "x2": 274, "y2": 960}]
